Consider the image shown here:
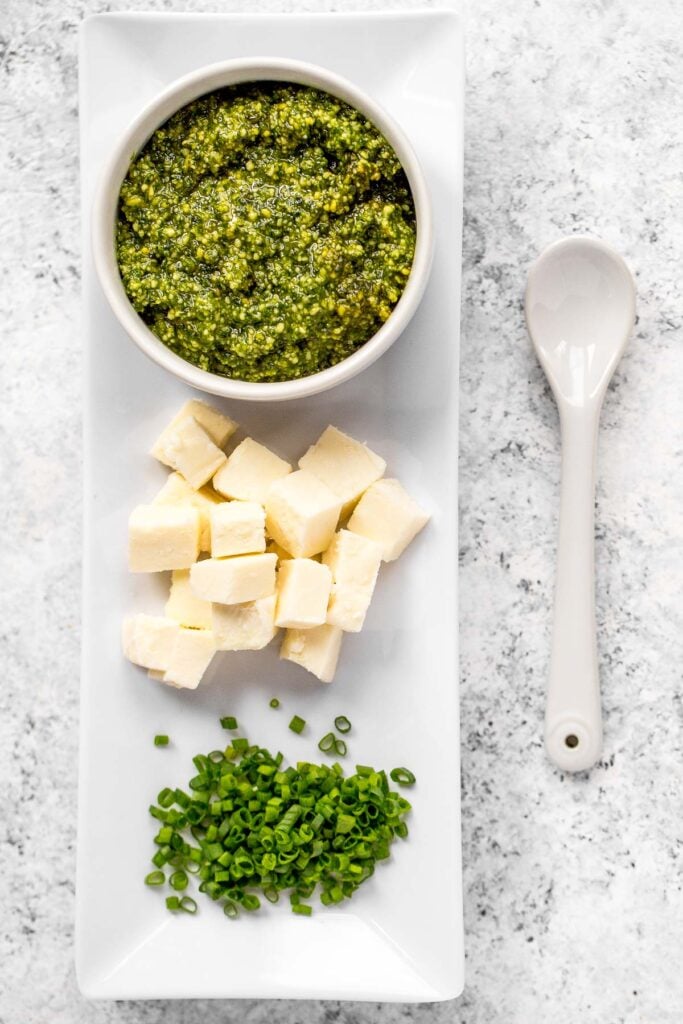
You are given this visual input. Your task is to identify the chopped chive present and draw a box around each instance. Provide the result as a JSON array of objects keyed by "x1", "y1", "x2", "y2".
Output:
[
  {"x1": 220, "y1": 716, "x2": 238, "y2": 730},
  {"x1": 154, "y1": 735, "x2": 169, "y2": 747},
  {"x1": 146, "y1": 744, "x2": 411, "y2": 921},
  {"x1": 288, "y1": 715, "x2": 306, "y2": 735},
  {"x1": 334, "y1": 715, "x2": 351, "y2": 734},
  {"x1": 269, "y1": 697, "x2": 280, "y2": 709},
  {"x1": 318, "y1": 732, "x2": 336, "y2": 754},
  {"x1": 170, "y1": 870, "x2": 189, "y2": 891},
  {"x1": 390, "y1": 767, "x2": 416, "y2": 787},
  {"x1": 144, "y1": 870, "x2": 165, "y2": 886}
]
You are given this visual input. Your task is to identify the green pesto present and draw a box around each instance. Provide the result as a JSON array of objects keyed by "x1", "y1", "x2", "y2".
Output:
[{"x1": 116, "y1": 83, "x2": 417, "y2": 382}]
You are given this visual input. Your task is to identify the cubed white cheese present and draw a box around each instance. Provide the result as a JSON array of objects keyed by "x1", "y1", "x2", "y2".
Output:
[
  {"x1": 153, "y1": 472, "x2": 223, "y2": 552},
  {"x1": 162, "y1": 627, "x2": 215, "y2": 690},
  {"x1": 265, "y1": 470, "x2": 342, "y2": 558},
  {"x1": 190, "y1": 553, "x2": 277, "y2": 604},
  {"x1": 151, "y1": 400, "x2": 237, "y2": 453},
  {"x1": 165, "y1": 568, "x2": 213, "y2": 629},
  {"x1": 212, "y1": 595, "x2": 277, "y2": 651},
  {"x1": 128, "y1": 504, "x2": 200, "y2": 572},
  {"x1": 211, "y1": 501, "x2": 266, "y2": 558},
  {"x1": 299, "y1": 426, "x2": 386, "y2": 518},
  {"x1": 122, "y1": 614, "x2": 179, "y2": 671},
  {"x1": 151, "y1": 415, "x2": 227, "y2": 489},
  {"x1": 152, "y1": 470, "x2": 196, "y2": 504},
  {"x1": 280, "y1": 624, "x2": 343, "y2": 683},
  {"x1": 322, "y1": 530, "x2": 383, "y2": 632},
  {"x1": 275, "y1": 558, "x2": 332, "y2": 629},
  {"x1": 347, "y1": 478, "x2": 430, "y2": 561},
  {"x1": 213, "y1": 437, "x2": 291, "y2": 504}
]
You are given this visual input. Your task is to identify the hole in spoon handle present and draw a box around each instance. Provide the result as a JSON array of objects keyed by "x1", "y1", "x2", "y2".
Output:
[{"x1": 545, "y1": 714, "x2": 602, "y2": 772}]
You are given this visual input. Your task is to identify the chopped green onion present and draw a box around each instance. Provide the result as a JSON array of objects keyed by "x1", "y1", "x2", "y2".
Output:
[
  {"x1": 318, "y1": 732, "x2": 336, "y2": 753},
  {"x1": 390, "y1": 767, "x2": 416, "y2": 787},
  {"x1": 269, "y1": 698, "x2": 280, "y2": 709},
  {"x1": 288, "y1": 715, "x2": 306, "y2": 735},
  {"x1": 154, "y1": 735, "x2": 169, "y2": 747},
  {"x1": 170, "y1": 870, "x2": 189, "y2": 891},
  {"x1": 144, "y1": 870, "x2": 165, "y2": 886},
  {"x1": 334, "y1": 739, "x2": 347, "y2": 757},
  {"x1": 147, "y1": 744, "x2": 411, "y2": 921},
  {"x1": 334, "y1": 716, "x2": 351, "y2": 734},
  {"x1": 220, "y1": 716, "x2": 238, "y2": 730}
]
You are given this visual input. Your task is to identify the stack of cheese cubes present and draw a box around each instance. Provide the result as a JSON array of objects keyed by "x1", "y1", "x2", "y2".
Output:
[{"x1": 122, "y1": 400, "x2": 430, "y2": 689}]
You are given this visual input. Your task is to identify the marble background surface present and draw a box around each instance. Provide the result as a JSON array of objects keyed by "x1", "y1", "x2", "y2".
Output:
[{"x1": 1, "y1": 0, "x2": 681, "y2": 1021}]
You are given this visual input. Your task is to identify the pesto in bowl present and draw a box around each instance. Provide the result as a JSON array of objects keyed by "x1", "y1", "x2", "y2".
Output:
[{"x1": 115, "y1": 83, "x2": 417, "y2": 384}]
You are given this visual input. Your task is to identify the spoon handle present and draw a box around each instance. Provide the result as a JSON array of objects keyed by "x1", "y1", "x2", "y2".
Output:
[{"x1": 545, "y1": 407, "x2": 602, "y2": 771}]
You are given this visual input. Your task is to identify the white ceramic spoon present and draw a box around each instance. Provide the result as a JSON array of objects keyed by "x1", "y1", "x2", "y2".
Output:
[{"x1": 525, "y1": 237, "x2": 636, "y2": 772}]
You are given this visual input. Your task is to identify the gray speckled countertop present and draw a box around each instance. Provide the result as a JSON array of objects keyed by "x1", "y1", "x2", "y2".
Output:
[{"x1": 2, "y1": 0, "x2": 682, "y2": 1021}]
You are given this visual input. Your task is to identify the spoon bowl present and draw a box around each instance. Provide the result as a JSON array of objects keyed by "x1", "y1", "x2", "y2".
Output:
[
  {"x1": 526, "y1": 236, "x2": 636, "y2": 408},
  {"x1": 525, "y1": 236, "x2": 636, "y2": 772}
]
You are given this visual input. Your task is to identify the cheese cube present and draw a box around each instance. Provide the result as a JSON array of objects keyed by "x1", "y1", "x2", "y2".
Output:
[
  {"x1": 151, "y1": 415, "x2": 227, "y2": 489},
  {"x1": 211, "y1": 501, "x2": 266, "y2": 558},
  {"x1": 122, "y1": 614, "x2": 179, "y2": 671},
  {"x1": 275, "y1": 559, "x2": 332, "y2": 629},
  {"x1": 322, "y1": 530, "x2": 382, "y2": 632},
  {"x1": 162, "y1": 627, "x2": 215, "y2": 690},
  {"x1": 265, "y1": 471, "x2": 342, "y2": 558},
  {"x1": 213, "y1": 437, "x2": 291, "y2": 504},
  {"x1": 212, "y1": 595, "x2": 277, "y2": 651},
  {"x1": 165, "y1": 569, "x2": 213, "y2": 629},
  {"x1": 128, "y1": 504, "x2": 200, "y2": 572},
  {"x1": 299, "y1": 426, "x2": 386, "y2": 517},
  {"x1": 152, "y1": 400, "x2": 237, "y2": 453},
  {"x1": 280, "y1": 624, "x2": 343, "y2": 683},
  {"x1": 347, "y1": 479, "x2": 430, "y2": 561},
  {"x1": 190, "y1": 553, "x2": 277, "y2": 604},
  {"x1": 153, "y1": 472, "x2": 223, "y2": 552}
]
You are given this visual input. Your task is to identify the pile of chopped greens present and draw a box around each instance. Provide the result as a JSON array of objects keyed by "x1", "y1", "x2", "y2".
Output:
[{"x1": 146, "y1": 739, "x2": 412, "y2": 918}]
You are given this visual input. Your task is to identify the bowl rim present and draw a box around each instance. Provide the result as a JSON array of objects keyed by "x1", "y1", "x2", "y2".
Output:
[{"x1": 91, "y1": 57, "x2": 433, "y2": 402}]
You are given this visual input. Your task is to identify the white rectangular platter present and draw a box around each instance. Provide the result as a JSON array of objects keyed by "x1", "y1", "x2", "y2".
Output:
[{"x1": 77, "y1": 10, "x2": 464, "y2": 1002}]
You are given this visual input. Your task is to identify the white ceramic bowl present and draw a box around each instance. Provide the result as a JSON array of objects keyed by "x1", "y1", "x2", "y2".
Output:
[{"x1": 92, "y1": 58, "x2": 433, "y2": 402}]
